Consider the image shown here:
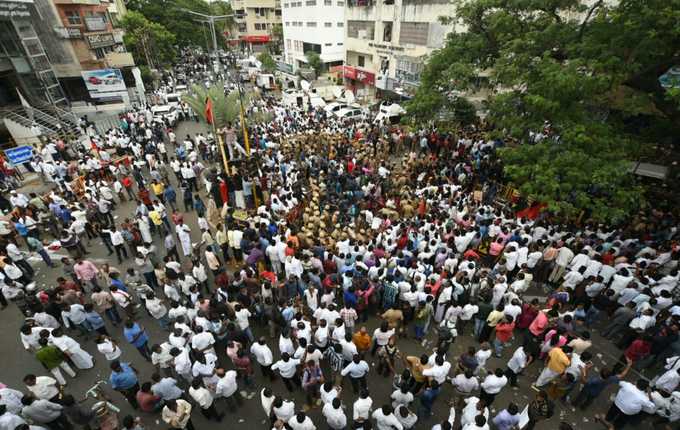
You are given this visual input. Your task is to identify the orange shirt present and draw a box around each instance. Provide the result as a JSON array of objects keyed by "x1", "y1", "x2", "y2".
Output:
[{"x1": 352, "y1": 332, "x2": 372, "y2": 352}]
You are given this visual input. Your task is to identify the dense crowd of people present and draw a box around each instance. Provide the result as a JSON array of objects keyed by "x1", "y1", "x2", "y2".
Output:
[{"x1": 0, "y1": 55, "x2": 679, "y2": 430}]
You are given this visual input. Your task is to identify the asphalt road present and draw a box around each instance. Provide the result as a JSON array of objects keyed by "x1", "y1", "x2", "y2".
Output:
[{"x1": 0, "y1": 119, "x2": 638, "y2": 430}]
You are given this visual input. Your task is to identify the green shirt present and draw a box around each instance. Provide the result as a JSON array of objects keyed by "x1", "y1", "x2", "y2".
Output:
[
  {"x1": 26, "y1": 236, "x2": 44, "y2": 252},
  {"x1": 36, "y1": 345, "x2": 64, "y2": 369}
]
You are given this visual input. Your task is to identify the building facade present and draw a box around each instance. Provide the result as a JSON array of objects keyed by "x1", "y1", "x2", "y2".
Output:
[
  {"x1": 0, "y1": 0, "x2": 132, "y2": 108},
  {"x1": 51, "y1": 0, "x2": 131, "y2": 100},
  {"x1": 231, "y1": 0, "x2": 282, "y2": 53},
  {"x1": 343, "y1": 0, "x2": 455, "y2": 100},
  {"x1": 281, "y1": 0, "x2": 345, "y2": 71}
]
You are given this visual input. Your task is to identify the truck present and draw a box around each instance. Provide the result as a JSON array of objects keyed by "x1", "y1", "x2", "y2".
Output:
[{"x1": 256, "y1": 74, "x2": 276, "y2": 90}]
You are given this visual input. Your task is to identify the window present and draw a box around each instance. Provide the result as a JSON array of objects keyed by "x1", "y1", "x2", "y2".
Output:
[
  {"x1": 358, "y1": 55, "x2": 365, "y2": 67},
  {"x1": 285, "y1": 21, "x2": 290, "y2": 26},
  {"x1": 306, "y1": 21, "x2": 317, "y2": 27},
  {"x1": 324, "y1": 0, "x2": 332, "y2": 4},
  {"x1": 399, "y1": 21, "x2": 429, "y2": 45},
  {"x1": 382, "y1": 21, "x2": 392, "y2": 42},
  {"x1": 286, "y1": 39, "x2": 292, "y2": 50},
  {"x1": 347, "y1": 20, "x2": 372, "y2": 39},
  {"x1": 337, "y1": 1, "x2": 344, "y2": 5},
  {"x1": 275, "y1": 9, "x2": 282, "y2": 15},
  {"x1": 65, "y1": 10, "x2": 81, "y2": 25},
  {"x1": 254, "y1": 23, "x2": 262, "y2": 30},
  {"x1": 324, "y1": 22, "x2": 332, "y2": 27},
  {"x1": 283, "y1": 2, "x2": 289, "y2": 6},
  {"x1": 337, "y1": 22, "x2": 344, "y2": 27},
  {"x1": 325, "y1": 43, "x2": 332, "y2": 46},
  {"x1": 337, "y1": 42, "x2": 343, "y2": 46},
  {"x1": 306, "y1": 0, "x2": 316, "y2": 4}
]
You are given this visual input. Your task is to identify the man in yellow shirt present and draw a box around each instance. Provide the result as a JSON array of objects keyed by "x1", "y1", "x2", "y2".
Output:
[
  {"x1": 534, "y1": 345, "x2": 571, "y2": 387},
  {"x1": 151, "y1": 180, "x2": 165, "y2": 201}
]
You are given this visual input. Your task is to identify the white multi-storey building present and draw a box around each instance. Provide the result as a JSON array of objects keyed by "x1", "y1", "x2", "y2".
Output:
[
  {"x1": 281, "y1": 0, "x2": 345, "y2": 70},
  {"x1": 343, "y1": 0, "x2": 457, "y2": 100}
]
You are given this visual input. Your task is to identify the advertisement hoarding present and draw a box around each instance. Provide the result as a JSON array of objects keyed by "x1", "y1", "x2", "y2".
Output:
[{"x1": 81, "y1": 68, "x2": 126, "y2": 99}]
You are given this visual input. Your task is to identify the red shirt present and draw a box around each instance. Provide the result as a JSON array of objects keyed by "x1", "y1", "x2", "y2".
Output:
[
  {"x1": 625, "y1": 339, "x2": 651, "y2": 362},
  {"x1": 517, "y1": 304, "x2": 539, "y2": 329},
  {"x1": 136, "y1": 391, "x2": 160, "y2": 412},
  {"x1": 495, "y1": 322, "x2": 515, "y2": 343}
]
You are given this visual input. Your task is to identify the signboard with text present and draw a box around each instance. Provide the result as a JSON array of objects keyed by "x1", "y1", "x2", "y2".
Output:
[
  {"x1": 4, "y1": 145, "x2": 34, "y2": 165},
  {"x1": 343, "y1": 65, "x2": 375, "y2": 86},
  {"x1": 0, "y1": 0, "x2": 34, "y2": 19},
  {"x1": 86, "y1": 32, "x2": 115, "y2": 49}
]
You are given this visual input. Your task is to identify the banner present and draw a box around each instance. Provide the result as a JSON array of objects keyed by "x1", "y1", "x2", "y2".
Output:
[
  {"x1": 4, "y1": 145, "x2": 34, "y2": 165},
  {"x1": 81, "y1": 68, "x2": 126, "y2": 99}
]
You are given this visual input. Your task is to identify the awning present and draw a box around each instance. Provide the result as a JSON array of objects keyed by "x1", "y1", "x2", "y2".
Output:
[{"x1": 241, "y1": 35, "x2": 270, "y2": 43}]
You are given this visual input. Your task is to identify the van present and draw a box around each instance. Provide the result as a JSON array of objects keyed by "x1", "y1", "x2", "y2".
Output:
[
  {"x1": 256, "y1": 74, "x2": 276, "y2": 90},
  {"x1": 373, "y1": 102, "x2": 405, "y2": 125}
]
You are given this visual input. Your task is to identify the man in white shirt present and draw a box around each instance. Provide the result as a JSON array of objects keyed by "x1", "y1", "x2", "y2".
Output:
[
  {"x1": 251, "y1": 338, "x2": 276, "y2": 380},
  {"x1": 188, "y1": 379, "x2": 223, "y2": 421},
  {"x1": 322, "y1": 398, "x2": 347, "y2": 430},
  {"x1": 271, "y1": 352, "x2": 301, "y2": 392},
  {"x1": 479, "y1": 368, "x2": 508, "y2": 406},
  {"x1": 604, "y1": 379, "x2": 655, "y2": 428},
  {"x1": 353, "y1": 389, "x2": 373, "y2": 423},
  {"x1": 341, "y1": 355, "x2": 370, "y2": 393},
  {"x1": 191, "y1": 326, "x2": 215, "y2": 355},
  {"x1": 23, "y1": 375, "x2": 59, "y2": 401},
  {"x1": 372, "y1": 405, "x2": 403, "y2": 430},
  {"x1": 272, "y1": 397, "x2": 295, "y2": 423},
  {"x1": 215, "y1": 368, "x2": 243, "y2": 412},
  {"x1": 422, "y1": 355, "x2": 451, "y2": 385},
  {"x1": 505, "y1": 346, "x2": 531, "y2": 386},
  {"x1": 288, "y1": 412, "x2": 317, "y2": 430}
]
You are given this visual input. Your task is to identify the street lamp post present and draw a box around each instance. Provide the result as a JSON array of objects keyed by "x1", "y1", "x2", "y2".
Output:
[{"x1": 180, "y1": 8, "x2": 237, "y2": 55}]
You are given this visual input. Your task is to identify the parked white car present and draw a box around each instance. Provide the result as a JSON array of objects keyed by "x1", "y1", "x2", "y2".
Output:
[
  {"x1": 151, "y1": 105, "x2": 179, "y2": 126},
  {"x1": 334, "y1": 107, "x2": 364, "y2": 121},
  {"x1": 324, "y1": 102, "x2": 348, "y2": 115}
]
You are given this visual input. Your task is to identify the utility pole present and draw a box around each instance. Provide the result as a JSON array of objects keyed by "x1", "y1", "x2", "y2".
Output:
[{"x1": 180, "y1": 9, "x2": 237, "y2": 54}]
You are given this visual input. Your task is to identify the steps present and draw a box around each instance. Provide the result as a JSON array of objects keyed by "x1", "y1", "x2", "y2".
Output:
[{"x1": 0, "y1": 105, "x2": 82, "y2": 140}]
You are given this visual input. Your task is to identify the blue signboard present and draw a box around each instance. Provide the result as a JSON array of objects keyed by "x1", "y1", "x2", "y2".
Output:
[{"x1": 4, "y1": 145, "x2": 34, "y2": 165}]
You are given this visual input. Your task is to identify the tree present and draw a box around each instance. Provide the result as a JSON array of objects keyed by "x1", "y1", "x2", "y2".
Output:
[
  {"x1": 409, "y1": 0, "x2": 680, "y2": 222},
  {"x1": 182, "y1": 82, "x2": 258, "y2": 129},
  {"x1": 269, "y1": 23, "x2": 283, "y2": 55},
  {"x1": 305, "y1": 51, "x2": 323, "y2": 75},
  {"x1": 126, "y1": 0, "x2": 220, "y2": 49},
  {"x1": 257, "y1": 52, "x2": 276, "y2": 73},
  {"x1": 119, "y1": 11, "x2": 176, "y2": 69}
]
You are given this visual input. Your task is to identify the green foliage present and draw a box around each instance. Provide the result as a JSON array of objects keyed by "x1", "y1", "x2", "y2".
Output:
[
  {"x1": 305, "y1": 51, "x2": 323, "y2": 75},
  {"x1": 119, "y1": 11, "x2": 176, "y2": 68},
  {"x1": 182, "y1": 82, "x2": 258, "y2": 129},
  {"x1": 257, "y1": 52, "x2": 277, "y2": 73},
  {"x1": 410, "y1": 0, "x2": 680, "y2": 222},
  {"x1": 269, "y1": 24, "x2": 283, "y2": 55},
  {"x1": 126, "y1": 0, "x2": 233, "y2": 49}
]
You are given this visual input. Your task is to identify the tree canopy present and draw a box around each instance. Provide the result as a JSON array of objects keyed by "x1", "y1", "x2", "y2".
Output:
[
  {"x1": 126, "y1": 0, "x2": 234, "y2": 49},
  {"x1": 408, "y1": 0, "x2": 680, "y2": 222},
  {"x1": 306, "y1": 51, "x2": 323, "y2": 75},
  {"x1": 119, "y1": 11, "x2": 176, "y2": 69},
  {"x1": 257, "y1": 52, "x2": 277, "y2": 73}
]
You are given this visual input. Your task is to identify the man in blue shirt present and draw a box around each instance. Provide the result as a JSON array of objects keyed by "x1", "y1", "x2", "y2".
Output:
[
  {"x1": 123, "y1": 321, "x2": 151, "y2": 361},
  {"x1": 109, "y1": 360, "x2": 140, "y2": 409},
  {"x1": 417, "y1": 380, "x2": 441, "y2": 419}
]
